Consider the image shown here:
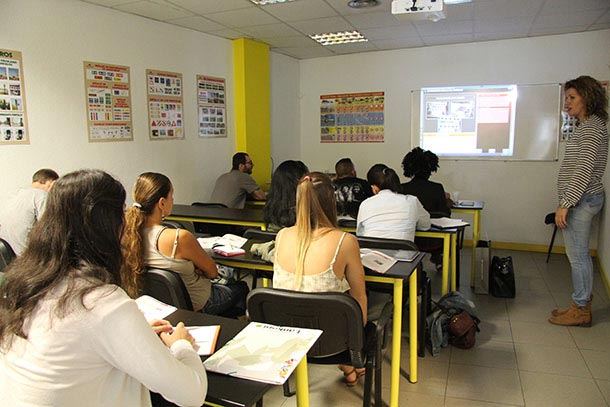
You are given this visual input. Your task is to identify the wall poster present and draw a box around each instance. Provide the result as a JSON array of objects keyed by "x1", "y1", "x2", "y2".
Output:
[
  {"x1": 197, "y1": 75, "x2": 226, "y2": 138},
  {"x1": 320, "y1": 91, "x2": 385, "y2": 143},
  {"x1": 147, "y1": 69, "x2": 184, "y2": 140},
  {"x1": 1, "y1": 48, "x2": 29, "y2": 145},
  {"x1": 83, "y1": 61, "x2": 132, "y2": 142}
]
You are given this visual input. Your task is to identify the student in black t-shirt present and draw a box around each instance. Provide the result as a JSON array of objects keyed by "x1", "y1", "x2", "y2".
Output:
[{"x1": 333, "y1": 158, "x2": 374, "y2": 219}]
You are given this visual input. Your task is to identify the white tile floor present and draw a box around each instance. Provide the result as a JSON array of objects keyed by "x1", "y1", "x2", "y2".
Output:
[{"x1": 262, "y1": 249, "x2": 610, "y2": 406}]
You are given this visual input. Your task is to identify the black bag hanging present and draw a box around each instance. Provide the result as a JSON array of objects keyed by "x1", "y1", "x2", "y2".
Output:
[{"x1": 489, "y1": 256, "x2": 516, "y2": 298}]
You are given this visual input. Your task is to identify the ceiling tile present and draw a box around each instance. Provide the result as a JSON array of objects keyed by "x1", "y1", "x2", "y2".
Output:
[
  {"x1": 539, "y1": 0, "x2": 610, "y2": 15},
  {"x1": 206, "y1": 28, "x2": 249, "y2": 40},
  {"x1": 414, "y1": 19, "x2": 474, "y2": 36},
  {"x1": 533, "y1": 10, "x2": 606, "y2": 29},
  {"x1": 327, "y1": 41, "x2": 379, "y2": 54},
  {"x1": 369, "y1": 36, "x2": 425, "y2": 49},
  {"x1": 273, "y1": 46, "x2": 335, "y2": 59},
  {"x1": 260, "y1": 35, "x2": 318, "y2": 48},
  {"x1": 167, "y1": 15, "x2": 226, "y2": 31},
  {"x1": 344, "y1": 11, "x2": 404, "y2": 29},
  {"x1": 444, "y1": 3, "x2": 474, "y2": 21},
  {"x1": 167, "y1": 0, "x2": 254, "y2": 14},
  {"x1": 262, "y1": 0, "x2": 338, "y2": 22},
  {"x1": 422, "y1": 33, "x2": 474, "y2": 46},
  {"x1": 359, "y1": 24, "x2": 418, "y2": 40},
  {"x1": 529, "y1": 26, "x2": 590, "y2": 36},
  {"x1": 290, "y1": 16, "x2": 355, "y2": 35},
  {"x1": 475, "y1": 16, "x2": 534, "y2": 34},
  {"x1": 239, "y1": 22, "x2": 302, "y2": 37},
  {"x1": 114, "y1": 0, "x2": 193, "y2": 20},
  {"x1": 474, "y1": 0, "x2": 545, "y2": 19},
  {"x1": 593, "y1": 8, "x2": 610, "y2": 23},
  {"x1": 474, "y1": 31, "x2": 524, "y2": 42},
  {"x1": 206, "y1": 7, "x2": 280, "y2": 27},
  {"x1": 83, "y1": 0, "x2": 138, "y2": 6}
]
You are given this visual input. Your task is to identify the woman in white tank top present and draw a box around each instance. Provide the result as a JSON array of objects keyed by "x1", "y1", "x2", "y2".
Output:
[{"x1": 272, "y1": 172, "x2": 368, "y2": 387}]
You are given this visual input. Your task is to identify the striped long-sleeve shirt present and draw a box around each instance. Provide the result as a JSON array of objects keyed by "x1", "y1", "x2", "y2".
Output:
[{"x1": 557, "y1": 115, "x2": 608, "y2": 208}]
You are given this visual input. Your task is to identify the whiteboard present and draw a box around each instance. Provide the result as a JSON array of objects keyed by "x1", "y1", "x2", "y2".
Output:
[{"x1": 411, "y1": 83, "x2": 561, "y2": 161}]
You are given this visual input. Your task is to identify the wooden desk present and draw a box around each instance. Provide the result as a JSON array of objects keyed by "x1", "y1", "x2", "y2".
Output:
[
  {"x1": 212, "y1": 242, "x2": 425, "y2": 407},
  {"x1": 167, "y1": 204, "x2": 265, "y2": 229},
  {"x1": 452, "y1": 201, "x2": 485, "y2": 288}
]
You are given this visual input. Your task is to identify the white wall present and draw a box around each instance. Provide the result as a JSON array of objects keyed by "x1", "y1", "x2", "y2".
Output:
[
  {"x1": 1, "y1": 0, "x2": 235, "y2": 204},
  {"x1": 270, "y1": 52, "x2": 301, "y2": 171},
  {"x1": 298, "y1": 30, "x2": 610, "y2": 253}
]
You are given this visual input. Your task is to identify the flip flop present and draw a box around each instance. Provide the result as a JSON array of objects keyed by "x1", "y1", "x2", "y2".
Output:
[{"x1": 342, "y1": 367, "x2": 366, "y2": 387}]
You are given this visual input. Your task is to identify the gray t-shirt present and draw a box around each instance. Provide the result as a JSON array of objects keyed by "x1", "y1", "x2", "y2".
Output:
[
  {"x1": 209, "y1": 170, "x2": 261, "y2": 209},
  {"x1": 0, "y1": 188, "x2": 47, "y2": 255}
]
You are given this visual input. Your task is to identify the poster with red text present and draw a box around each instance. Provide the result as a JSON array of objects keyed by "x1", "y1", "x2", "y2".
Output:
[
  {"x1": 0, "y1": 48, "x2": 29, "y2": 145},
  {"x1": 83, "y1": 61, "x2": 132, "y2": 142},
  {"x1": 197, "y1": 75, "x2": 226, "y2": 138},
  {"x1": 320, "y1": 91, "x2": 384, "y2": 143},
  {"x1": 147, "y1": 69, "x2": 184, "y2": 140}
]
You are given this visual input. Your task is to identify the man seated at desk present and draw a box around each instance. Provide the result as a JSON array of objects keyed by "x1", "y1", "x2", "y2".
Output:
[
  {"x1": 333, "y1": 158, "x2": 373, "y2": 219},
  {"x1": 210, "y1": 152, "x2": 266, "y2": 209}
]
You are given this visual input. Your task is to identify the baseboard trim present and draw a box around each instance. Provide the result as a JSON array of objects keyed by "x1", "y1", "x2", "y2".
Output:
[{"x1": 462, "y1": 239, "x2": 596, "y2": 257}]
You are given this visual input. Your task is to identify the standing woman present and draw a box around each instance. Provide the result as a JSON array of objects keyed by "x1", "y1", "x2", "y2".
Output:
[
  {"x1": 549, "y1": 76, "x2": 608, "y2": 327},
  {"x1": 272, "y1": 172, "x2": 368, "y2": 386},
  {"x1": 0, "y1": 170, "x2": 206, "y2": 407},
  {"x1": 123, "y1": 172, "x2": 249, "y2": 317}
]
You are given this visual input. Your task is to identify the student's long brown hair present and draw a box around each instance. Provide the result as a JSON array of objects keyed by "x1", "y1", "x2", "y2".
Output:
[
  {"x1": 122, "y1": 172, "x2": 172, "y2": 292},
  {"x1": 293, "y1": 172, "x2": 337, "y2": 289},
  {"x1": 0, "y1": 170, "x2": 127, "y2": 350}
]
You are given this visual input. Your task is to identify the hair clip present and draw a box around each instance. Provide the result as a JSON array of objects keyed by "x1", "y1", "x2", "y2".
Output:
[
  {"x1": 132, "y1": 202, "x2": 142, "y2": 208},
  {"x1": 302, "y1": 175, "x2": 311, "y2": 182}
]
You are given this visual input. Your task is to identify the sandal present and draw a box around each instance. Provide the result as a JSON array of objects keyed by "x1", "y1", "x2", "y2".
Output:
[{"x1": 341, "y1": 367, "x2": 366, "y2": 387}]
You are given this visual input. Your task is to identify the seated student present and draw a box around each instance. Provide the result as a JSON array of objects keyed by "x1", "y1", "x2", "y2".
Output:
[
  {"x1": 0, "y1": 168, "x2": 59, "y2": 255},
  {"x1": 357, "y1": 164, "x2": 431, "y2": 241},
  {"x1": 333, "y1": 158, "x2": 374, "y2": 218},
  {"x1": 263, "y1": 160, "x2": 309, "y2": 232},
  {"x1": 401, "y1": 147, "x2": 451, "y2": 268},
  {"x1": 0, "y1": 169, "x2": 206, "y2": 407},
  {"x1": 273, "y1": 172, "x2": 368, "y2": 387},
  {"x1": 123, "y1": 172, "x2": 249, "y2": 317},
  {"x1": 209, "y1": 152, "x2": 266, "y2": 208}
]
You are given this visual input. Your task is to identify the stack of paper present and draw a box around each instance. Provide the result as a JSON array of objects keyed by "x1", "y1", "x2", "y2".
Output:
[
  {"x1": 187, "y1": 325, "x2": 221, "y2": 355},
  {"x1": 197, "y1": 234, "x2": 248, "y2": 249},
  {"x1": 430, "y1": 217, "x2": 470, "y2": 229},
  {"x1": 135, "y1": 295, "x2": 177, "y2": 322},
  {"x1": 360, "y1": 248, "x2": 397, "y2": 274}
]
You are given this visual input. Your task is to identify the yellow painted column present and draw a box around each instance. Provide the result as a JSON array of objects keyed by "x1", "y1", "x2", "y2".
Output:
[{"x1": 232, "y1": 38, "x2": 271, "y2": 189}]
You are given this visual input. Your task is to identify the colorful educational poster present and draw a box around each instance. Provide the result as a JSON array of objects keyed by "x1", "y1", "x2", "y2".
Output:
[
  {"x1": 147, "y1": 69, "x2": 184, "y2": 140},
  {"x1": 197, "y1": 75, "x2": 226, "y2": 138},
  {"x1": 0, "y1": 48, "x2": 29, "y2": 145},
  {"x1": 83, "y1": 61, "x2": 132, "y2": 142},
  {"x1": 320, "y1": 91, "x2": 385, "y2": 143}
]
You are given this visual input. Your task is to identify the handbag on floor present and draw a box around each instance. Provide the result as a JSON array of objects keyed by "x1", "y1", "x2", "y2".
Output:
[{"x1": 489, "y1": 256, "x2": 516, "y2": 298}]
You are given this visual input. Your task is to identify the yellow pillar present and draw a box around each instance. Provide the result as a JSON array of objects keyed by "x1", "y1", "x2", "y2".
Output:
[{"x1": 232, "y1": 38, "x2": 271, "y2": 189}]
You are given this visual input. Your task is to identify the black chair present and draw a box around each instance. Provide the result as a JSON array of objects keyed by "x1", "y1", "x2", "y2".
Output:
[
  {"x1": 545, "y1": 212, "x2": 558, "y2": 263},
  {"x1": 357, "y1": 236, "x2": 430, "y2": 358},
  {"x1": 161, "y1": 219, "x2": 198, "y2": 236},
  {"x1": 243, "y1": 228, "x2": 277, "y2": 289},
  {"x1": 0, "y1": 238, "x2": 16, "y2": 273},
  {"x1": 142, "y1": 268, "x2": 194, "y2": 311},
  {"x1": 247, "y1": 288, "x2": 393, "y2": 407},
  {"x1": 190, "y1": 202, "x2": 243, "y2": 236}
]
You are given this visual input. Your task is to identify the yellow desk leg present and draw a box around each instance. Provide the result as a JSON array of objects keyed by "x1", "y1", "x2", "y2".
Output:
[
  {"x1": 451, "y1": 234, "x2": 457, "y2": 292},
  {"x1": 262, "y1": 278, "x2": 270, "y2": 288},
  {"x1": 441, "y1": 234, "x2": 450, "y2": 295},
  {"x1": 470, "y1": 211, "x2": 481, "y2": 288},
  {"x1": 409, "y1": 269, "x2": 418, "y2": 384},
  {"x1": 390, "y1": 278, "x2": 402, "y2": 407},
  {"x1": 295, "y1": 356, "x2": 310, "y2": 407}
]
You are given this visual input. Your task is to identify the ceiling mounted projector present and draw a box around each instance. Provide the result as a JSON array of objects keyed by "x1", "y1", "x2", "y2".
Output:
[{"x1": 391, "y1": 0, "x2": 446, "y2": 22}]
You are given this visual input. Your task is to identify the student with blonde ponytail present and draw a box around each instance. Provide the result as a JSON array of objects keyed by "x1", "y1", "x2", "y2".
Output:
[
  {"x1": 272, "y1": 172, "x2": 368, "y2": 387},
  {"x1": 123, "y1": 172, "x2": 248, "y2": 317}
]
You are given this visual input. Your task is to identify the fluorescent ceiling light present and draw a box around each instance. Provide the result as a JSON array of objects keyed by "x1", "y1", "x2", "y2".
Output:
[
  {"x1": 309, "y1": 31, "x2": 368, "y2": 46},
  {"x1": 444, "y1": 0, "x2": 472, "y2": 4},
  {"x1": 249, "y1": 0, "x2": 295, "y2": 5}
]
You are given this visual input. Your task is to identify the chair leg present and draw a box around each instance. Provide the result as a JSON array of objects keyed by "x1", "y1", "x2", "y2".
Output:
[
  {"x1": 546, "y1": 225, "x2": 558, "y2": 263},
  {"x1": 282, "y1": 381, "x2": 295, "y2": 397},
  {"x1": 362, "y1": 357, "x2": 374, "y2": 407},
  {"x1": 418, "y1": 276, "x2": 431, "y2": 358},
  {"x1": 374, "y1": 336, "x2": 384, "y2": 406}
]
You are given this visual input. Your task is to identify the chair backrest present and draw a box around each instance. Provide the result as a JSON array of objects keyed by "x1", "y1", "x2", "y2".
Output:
[
  {"x1": 243, "y1": 228, "x2": 277, "y2": 242},
  {"x1": 247, "y1": 288, "x2": 365, "y2": 365},
  {"x1": 142, "y1": 268, "x2": 194, "y2": 311},
  {"x1": 357, "y1": 236, "x2": 418, "y2": 251},
  {"x1": 162, "y1": 220, "x2": 197, "y2": 235},
  {"x1": 191, "y1": 202, "x2": 228, "y2": 208},
  {"x1": 0, "y1": 238, "x2": 16, "y2": 273}
]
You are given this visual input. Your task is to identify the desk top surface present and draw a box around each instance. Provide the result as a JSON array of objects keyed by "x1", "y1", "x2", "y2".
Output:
[
  {"x1": 453, "y1": 200, "x2": 485, "y2": 210},
  {"x1": 166, "y1": 310, "x2": 271, "y2": 407},
  {"x1": 170, "y1": 204, "x2": 264, "y2": 223}
]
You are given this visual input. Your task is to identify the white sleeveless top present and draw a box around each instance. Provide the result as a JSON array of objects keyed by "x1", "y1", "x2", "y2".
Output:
[
  {"x1": 143, "y1": 225, "x2": 211, "y2": 310},
  {"x1": 273, "y1": 229, "x2": 351, "y2": 293}
]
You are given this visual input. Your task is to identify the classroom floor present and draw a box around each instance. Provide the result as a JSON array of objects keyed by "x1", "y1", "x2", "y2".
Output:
[{"x1": 261, "y1": 249, "x2": 610, "y2": 407}]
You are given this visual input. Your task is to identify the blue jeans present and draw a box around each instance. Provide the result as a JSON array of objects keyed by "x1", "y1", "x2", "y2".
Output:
[
  {"x1": 562, "y1": 192, "x2": 604, "y2": 306},
  {"x1": 202, "y1": 280, "x2": 249, "y2": 317}
]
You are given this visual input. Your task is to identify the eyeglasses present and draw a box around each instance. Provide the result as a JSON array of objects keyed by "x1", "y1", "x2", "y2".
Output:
[{"x1": 245, "y1": 160, "x2": 253, "y2": 165}]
